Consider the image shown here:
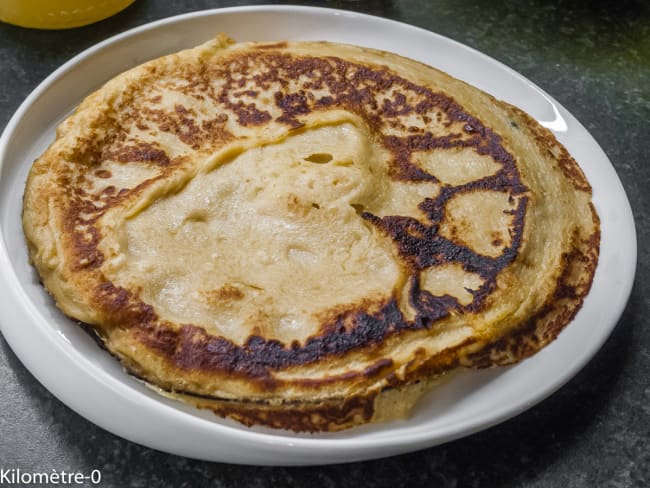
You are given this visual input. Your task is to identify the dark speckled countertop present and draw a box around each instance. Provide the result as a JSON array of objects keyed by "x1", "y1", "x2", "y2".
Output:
[{"x1": 1, "y1": 1, "x2": 648, "y2": 486}]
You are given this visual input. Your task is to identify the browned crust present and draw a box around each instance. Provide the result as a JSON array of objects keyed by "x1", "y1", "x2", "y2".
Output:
[
  {"x1": 460, "y1": 223, "x2": 600, "y2": 368},
  {"x1": 457, "y1": 103, "x2": 601, "y2": 367},
  {"x1": 23, "y1": 37, "x2": 601, "y2": 432},
  {"x1": 177, "y1": 389, "x2": 379, "y2": 433}
]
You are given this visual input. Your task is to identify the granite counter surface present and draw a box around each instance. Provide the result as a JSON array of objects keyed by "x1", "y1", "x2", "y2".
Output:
[{"x1": 1, "y1": 1, "x2": 648, "y2": 486}]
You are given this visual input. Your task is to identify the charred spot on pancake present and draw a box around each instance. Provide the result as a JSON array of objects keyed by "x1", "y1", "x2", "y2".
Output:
[
  {"x1": 201, "y1": 284, "x2": 245, "y2": 302},
  {"x1": 94, "y1": 169, "x2": 112, "y2": 178},
  {"x1": 108, "y1": 142, "x2": 171, "y2": 166},
  {"x1": 94, "y1": 282, "x2": 157, "y2": 327}
]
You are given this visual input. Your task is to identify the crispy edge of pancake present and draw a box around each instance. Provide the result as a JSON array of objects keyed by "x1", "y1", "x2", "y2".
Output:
[{"x1": 22, "y1": 37, "x2": 600, "y2": 432}]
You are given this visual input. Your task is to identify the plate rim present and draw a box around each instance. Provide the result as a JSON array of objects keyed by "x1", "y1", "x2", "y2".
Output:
[{"x1": 0, "y1": 5, "x2": 637, "y2": 464}]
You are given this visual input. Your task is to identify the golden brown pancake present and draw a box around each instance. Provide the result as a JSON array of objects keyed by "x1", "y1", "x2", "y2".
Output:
[{"x1": 22, "y1": 35, "x2": 600, "y2": 432}]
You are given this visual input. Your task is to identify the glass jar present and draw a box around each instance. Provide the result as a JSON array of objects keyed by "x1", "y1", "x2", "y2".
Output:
[{"x1": 0, "y1": 0, "x2": 135, "y2": 29}]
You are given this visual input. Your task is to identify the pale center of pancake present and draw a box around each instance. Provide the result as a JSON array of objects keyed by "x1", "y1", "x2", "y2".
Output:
[{"x1": 120, "y1": 123, "x2": 416, "y2": 345}]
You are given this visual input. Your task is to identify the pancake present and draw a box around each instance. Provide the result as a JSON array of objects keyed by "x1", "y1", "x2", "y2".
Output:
[{"x1": 22, "y1": 35, "x2": 600, "y2": 432}]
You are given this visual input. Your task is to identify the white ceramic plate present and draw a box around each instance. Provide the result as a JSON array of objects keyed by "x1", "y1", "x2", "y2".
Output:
[{"x1": 0, "y1": 6, "x2": 636, "y2": 465}]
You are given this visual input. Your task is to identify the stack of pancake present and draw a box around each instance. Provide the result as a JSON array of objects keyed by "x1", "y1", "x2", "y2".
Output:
[{"x1": 22, "y1": 35, "x2": 599, "y2": 431}]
